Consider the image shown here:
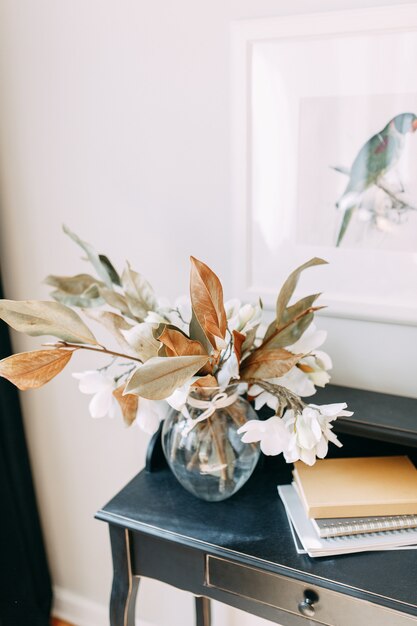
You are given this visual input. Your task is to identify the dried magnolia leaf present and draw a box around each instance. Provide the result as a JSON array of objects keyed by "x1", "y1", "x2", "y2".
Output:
[
  {"x1": 266, "y1": 312, "x2": 315, "y2": 350},
  {"x1": 121, "y1": 263, "x2": 157, "y2": 320},
  {"x1": 189, "y1": 256, "x2": 226, "y2": 349},
  {"x1": 63, "y1": 225, "x2": 114, "y2": 289},
  {"x1": 48, "y1": 277, "x2": 104, "y2": 308},
  {"x1": 265, "y1": 293, "x2": 321, "y2": 341},
  {"x1": 51, "y1": 287, "x2": 104, "y2": 309},
  {"x1": 240, "y1": 348, "x2": 302, "y2": 380},
  {"x1": 45, "y1": 273, "x2": 104, "y2": 295},
  {"x1": 98, "y1": 287, "x2": 134, "y2": 319},
  {"x1": 113, "y1": 386, "x2": 138, "y2": 426},
  {"x1": 158, "y1": 327, "x2": 207, "y2": 358},
  {"x1": 241, "y1": 326, "x2": 258, "y2": 354},
  {"x1": 98, "y1": 255, "x2": 121, "y2": 286},
  {"x1": 191, "y1": 374, "x2": 218, "y2": 388},
  {"x1": 232, "y1": 330, "x2": 246, "y2": 362},
  {"x1": 125, "y1": 354, "x2": 209, "y2": 400},
  {"x1": 121, "y1": 323, "x2": 161, "y2": 361},
  {"x1": 84, "y1": 310, "x2": 135, "y2": 354},
  {"x1": 0, "y1": 348, "x2": 76, "y2": 390},
  {"x1": 275, "y1": 258, "x2": 327, "y2": 327},
  {"x1": 189, "y1": 309, "x2": 212, "y2": 354},
  {"x1": 283, "y1": 293, "x2": 322, "y2": 325},
  {"x1": 0, "y1": 300, "x2": 98, "y2": 345}
]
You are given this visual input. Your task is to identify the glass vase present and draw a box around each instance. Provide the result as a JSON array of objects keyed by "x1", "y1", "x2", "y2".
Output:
[{"x1": 161, "y1": 383, "x2": 260, "y2": 501}]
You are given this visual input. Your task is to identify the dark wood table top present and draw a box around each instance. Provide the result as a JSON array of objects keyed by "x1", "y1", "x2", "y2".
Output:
[{"x1": 97, "y1": 462, "x2": 417, "y2": 617}]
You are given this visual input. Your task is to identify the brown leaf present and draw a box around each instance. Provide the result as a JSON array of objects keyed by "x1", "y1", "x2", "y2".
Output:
[
  {"x1": 113, "y1": 386, "x2": 138, "y2": 426},
  {"x1": 191, "y1": 374, "x2": 218, "y2": 388},
  {"x1": 158, "y1": 327, "x2": 208, "y2": 358},
  {"x1": 189, "y1": 256, "x2": 226, "y2": 349},
  {"x1": 0, "y1": 348, "x2": 76, "y2": 390},
  {"x1": 240, "y1": 348, "x2": 302, "y2": 381},
  {"x1": 232, "y1": 330, "x2": 246, "y2": 362}
]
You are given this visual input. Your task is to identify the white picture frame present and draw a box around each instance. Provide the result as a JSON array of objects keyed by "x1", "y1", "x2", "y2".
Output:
[{"x1": 231, "y1": 4, "x2": 417, "y2": 325}]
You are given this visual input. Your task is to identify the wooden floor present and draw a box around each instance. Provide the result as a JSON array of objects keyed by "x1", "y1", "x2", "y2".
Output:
[{"x1": 51, "y1": 619, "x2": 75, "y2": 626}]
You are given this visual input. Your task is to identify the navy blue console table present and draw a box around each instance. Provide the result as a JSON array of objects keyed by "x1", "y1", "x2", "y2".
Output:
[{"x1": 96, "y1": 385, "x2": 417, "y2": 625}]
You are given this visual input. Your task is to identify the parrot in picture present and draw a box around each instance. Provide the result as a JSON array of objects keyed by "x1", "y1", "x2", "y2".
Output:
[{"x1": 335, "y1": 112, "x2": 417, "y2": 246}]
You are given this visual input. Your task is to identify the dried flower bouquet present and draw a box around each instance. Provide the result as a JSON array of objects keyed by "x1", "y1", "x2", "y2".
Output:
[{"x1": 0, "y1": 227, "x2": 351, "y2": 466}]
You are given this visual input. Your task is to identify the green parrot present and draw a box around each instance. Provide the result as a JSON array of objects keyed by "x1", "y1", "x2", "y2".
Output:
[{"x1": 335, "y1": 112, "x2": 417, "y2": 246}]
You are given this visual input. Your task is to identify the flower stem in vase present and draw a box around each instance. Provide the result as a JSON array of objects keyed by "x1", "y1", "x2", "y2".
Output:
[{"x1": 208, "y1": 416, "x2": 229, "y2": 493}]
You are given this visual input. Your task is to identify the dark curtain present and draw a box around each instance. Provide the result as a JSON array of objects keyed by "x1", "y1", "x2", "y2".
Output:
[{"x1": 0, "y1": 274, "x2": 52, "y2": 626}]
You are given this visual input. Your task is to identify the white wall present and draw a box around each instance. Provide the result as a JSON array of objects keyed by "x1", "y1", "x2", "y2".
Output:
[{"x1": 0, "y1": 1, "x2": 416, "y2": 625}]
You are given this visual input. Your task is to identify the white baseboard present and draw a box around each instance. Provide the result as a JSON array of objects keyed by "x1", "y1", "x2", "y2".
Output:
[{"x1": 53, "y1": 586, "x2": 154, "y2": 626}]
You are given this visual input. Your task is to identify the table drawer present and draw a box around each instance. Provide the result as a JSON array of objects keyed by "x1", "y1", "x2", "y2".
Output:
[{"x1": 206, "y1": 556, "x2": 417, "y2": 626}]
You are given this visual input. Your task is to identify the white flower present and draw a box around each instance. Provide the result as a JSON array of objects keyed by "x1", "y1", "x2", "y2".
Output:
[
  {"x1": 217, "y1": 353, "x2": 239, "y2": 388},
  {"x1": 225, "y1": 299, "x2": 262, "y2": 335},
  {"x1": 165, "y1": 381, "x2": 193, "y2": 418},
  {"x1": 144, "y1": 311, "x2": 169, "y2": 325},
  {"x1": 136, "y1": 399, "x2": 169, "y2": 434},
  {"x1": 288, "y1": 323, "x2": 327, "y2": 354},
  {"x1": 238, "y1": 415, "x2": 290, "y2": 455},
  {"x1": 249, "y1": 324, "x2": 333, "y2": 410},
  {"x1": 73, "y1": 370, "x2": 120, "y2": 419},
  {"x1": 147, "y1": 295, "x2": 192, "y2": 332},
  {"x1": 283, "y1": 403, "x2": 352, "y2": 466}
]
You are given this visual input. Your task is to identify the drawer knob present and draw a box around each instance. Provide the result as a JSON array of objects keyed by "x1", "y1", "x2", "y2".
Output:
[{"x1": 298, "y1": 590, "x2": 319, "y2": 618}]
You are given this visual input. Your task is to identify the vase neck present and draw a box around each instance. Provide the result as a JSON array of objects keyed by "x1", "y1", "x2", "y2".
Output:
[{"x1": 187, "y1": 383, "x2": 239, "y2": 402}]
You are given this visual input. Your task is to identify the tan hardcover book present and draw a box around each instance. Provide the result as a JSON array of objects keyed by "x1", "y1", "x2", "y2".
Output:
[{"x1": 293, "y1": 456, "x2": 417, "y2": 519}]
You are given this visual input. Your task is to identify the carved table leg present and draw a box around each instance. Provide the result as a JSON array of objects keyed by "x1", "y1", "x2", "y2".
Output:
[
  {"x1": 195, "y1": 596, "x2": 211, "y2": 626},
  {"x1": 109, "y1": 526, "x2": 139, "y2": 626}
]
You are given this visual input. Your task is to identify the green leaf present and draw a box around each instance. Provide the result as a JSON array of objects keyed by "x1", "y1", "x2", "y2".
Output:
[
  {"x1": 45, "y1": 273, "x2": 104, "y2": 294},
  {"x1": 51, "y1": 288, "x2": 104, "y2": 309},
  {"x1": 275, "y1": 258, "x2": 327, "y2": 326},
  {"x1": 264, "y1": 293, "x2": 321, "y2": 341},
  {"x1": 124, "y1": 354, "x2": 209, "y2": 400},
  {"x1": 45, "y1": 274, "x2": 106, "y2": 308},
  {"x1": 63, "y1": 225, "x2": 113, "y2": 289},
  {"x1": 121, "y1": 263, "x2": 157, "y2": 320},
  {"x1": 98, "y1": 255, "x2": 121, "y2": 286},
  {"x1": 267, "y1": 312, "x2": 315, "y2": 350},
  {"x1": 0, "y1": 300, "x2": 98, "y2": 344},
  {"x1": 189, "y1": 309, "x2": 212, "y2": 354}
]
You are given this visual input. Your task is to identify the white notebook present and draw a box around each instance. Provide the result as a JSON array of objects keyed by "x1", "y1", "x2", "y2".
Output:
[{"x1": 278, "y1": 484, "x2": 417, "y2": 558}]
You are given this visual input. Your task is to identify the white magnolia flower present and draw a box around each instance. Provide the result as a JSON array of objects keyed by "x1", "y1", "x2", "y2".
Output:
[
  {"x1": 136, "y1": 398, "x2": 169, "y2": 434},
  {"x1": 217, "y1": 353, "x2": 239, "y2": 388},
  {"x1": 225, "y1": 299, "x2": 262, "y2": 335},
  {"x1": 144, "y1": 311, "x2": 169, "y2": 326},
  {"x1": 283, "y1": 403, "x2": 352, "y2": 466},
  {"x1": 238, "y1": 415, "x2": 291, "y2": 456},
  {"x1": 165, "y1": 381, "x2": 194, "y2": 418},
  {"x1": 146, "y1": 295, "x2": 192, "y2": 332},
  {"x1": 73, "y1": 370, "x2": 120, "y2": 419},
  {"x1": 250, "y1": 324, "x2": 332, "y2": 410}
]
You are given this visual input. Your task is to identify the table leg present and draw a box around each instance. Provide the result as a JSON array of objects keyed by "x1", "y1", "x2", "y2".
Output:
[
  {"x1": 195, "y1": 596, "x2": 211, "y2": 626},
  {"x1": 109, "y1": 526, "x2": 139, "y2": 626}
]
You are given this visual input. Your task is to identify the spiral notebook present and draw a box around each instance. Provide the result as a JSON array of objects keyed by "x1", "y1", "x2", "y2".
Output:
[
  {"x1": 278, "y1": 484, "x2": 417, "y2": 557},
  {"x1": 312, "y1": 514, "x2": 417, "y2": 538}
]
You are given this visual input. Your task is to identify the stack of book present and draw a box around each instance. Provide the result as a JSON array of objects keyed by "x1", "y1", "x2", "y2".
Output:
[{"x1": 278, "y1": 456, "x2": 417, "y2": 557}]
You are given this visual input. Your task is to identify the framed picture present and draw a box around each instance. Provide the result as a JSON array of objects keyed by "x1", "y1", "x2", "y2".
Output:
[{"x1": 232, "y1": 5, "x2": 417, "y2": 325}]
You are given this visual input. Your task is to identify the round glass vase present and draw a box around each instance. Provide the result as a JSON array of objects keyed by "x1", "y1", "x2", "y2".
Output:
[{"x1": 161, "y1": 383, "x2": 260, "y2": 502}]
